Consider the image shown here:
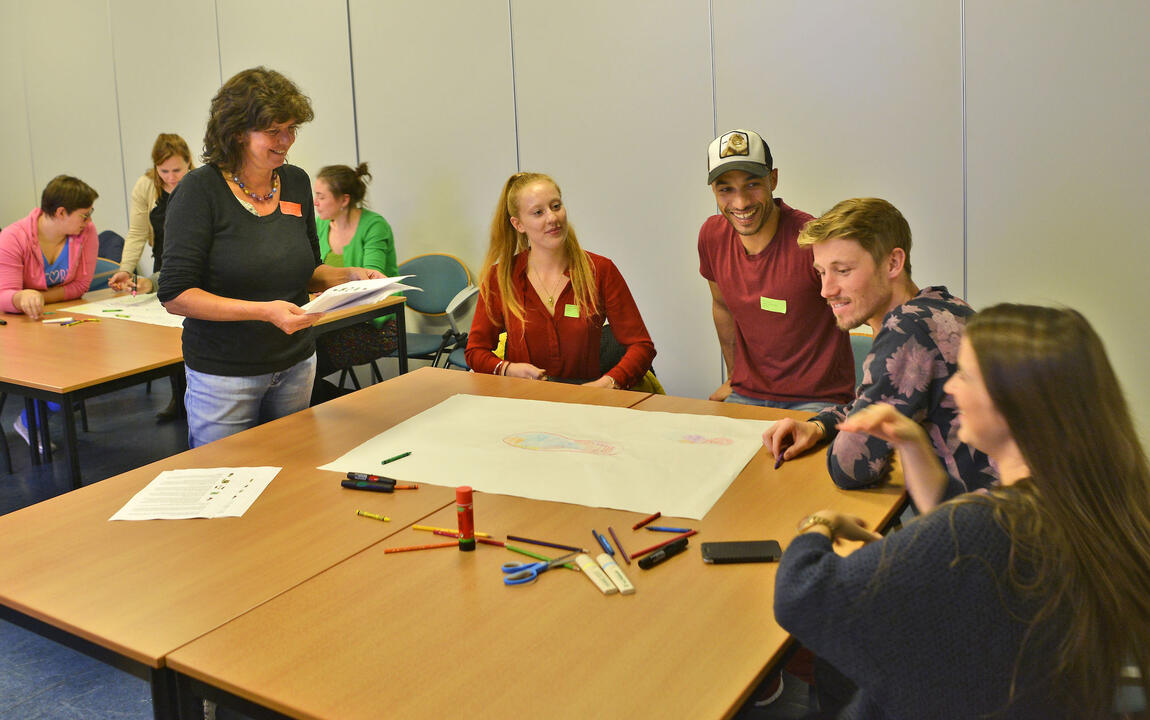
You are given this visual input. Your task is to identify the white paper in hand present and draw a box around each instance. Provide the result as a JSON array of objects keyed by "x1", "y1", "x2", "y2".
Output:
[{"x1": 302, "y1": 275, "x2": 418, "y2": 315}]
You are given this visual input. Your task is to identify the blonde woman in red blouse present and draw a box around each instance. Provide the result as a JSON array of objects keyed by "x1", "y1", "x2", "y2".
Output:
[{"x1": 465, "y1": 172, "x2": 655, "y2": 389}]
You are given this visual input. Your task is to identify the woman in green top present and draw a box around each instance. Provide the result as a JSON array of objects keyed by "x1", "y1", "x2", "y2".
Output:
[
  {"x1": 311, "y1": 162, "x2": 400, "y2": 403},
  {"x1": 314, "y1": 162, "x2": 397, "y2": 275}
]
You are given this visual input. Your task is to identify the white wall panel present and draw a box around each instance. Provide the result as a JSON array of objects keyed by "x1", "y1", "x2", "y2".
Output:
[
  {"x1": 965, "y1": 1, "x2": 1150, "y2": 440},
  {"x1": 0, "y1": 0, "x2": 36, "y2": 226},
  {"x1": 512, "y1": 0, "x2": 716, "y2": 398},
  {"x1": 18, "y1": 1, "x2": 127, "y2": 236},
  {"x1": 349, "y1": 0, "x2": 518, "y2": 275},
  {"x1": 108, "y1": 0, "x2": 220, "y2": 221},
  {"x1": 216, "y1": 0, "x2": 357, "y2": 182},
  {"x1": 714, "y1": 0, "x2": 964, "y2": 295}
]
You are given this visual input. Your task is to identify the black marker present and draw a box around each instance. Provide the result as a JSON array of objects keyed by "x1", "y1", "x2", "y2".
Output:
[
  {"x1": 638, "y1": 536, "x2": 689, "y2": 570},
  {"x1": 347, "y1": 472, "x2": 396, "y2": 484},
  {"x1": 341, "y1": 480, "x2": 394, "y2": 493}
]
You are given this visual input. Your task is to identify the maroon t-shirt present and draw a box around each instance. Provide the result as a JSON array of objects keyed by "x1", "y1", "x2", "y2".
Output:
[{"x1": 698, "y1": 199, "x2": 854, "y2": 404}]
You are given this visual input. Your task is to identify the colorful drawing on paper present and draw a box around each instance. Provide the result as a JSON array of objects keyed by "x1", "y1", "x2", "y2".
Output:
[
  {"x1": 503, "y1": 432, "x2": 618, "y2": 455},
  {"x1": 678, "y1": 434, "x2": 735, "y2": 445}
]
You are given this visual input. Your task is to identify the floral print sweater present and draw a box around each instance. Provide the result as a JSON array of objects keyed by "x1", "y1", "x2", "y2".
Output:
[{"x1": 811, "y1": 286, "x2": 997, "y2": 504}]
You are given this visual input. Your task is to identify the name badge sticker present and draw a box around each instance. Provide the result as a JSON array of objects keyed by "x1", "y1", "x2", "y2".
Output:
[
  {"x1": 564, "y1": 304, "x2": 580, "y2": 318},
  {"x1": 760, "y1": 297, "x2": 787, "y2": 314},
  {"x1": 279, "y1": 201, "x2": 302, "y2": 217}
]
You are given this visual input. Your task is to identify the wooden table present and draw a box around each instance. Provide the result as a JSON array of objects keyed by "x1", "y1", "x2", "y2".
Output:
[
  {"x1": 0, "y1": 293, "x2": 406, "y2": 488},
  {"x1": 164, "y1": 381, "x2": 905, "y2": 720},
  {"x1": 0, "y1": 368, "x2": 649, "y2": 720}
]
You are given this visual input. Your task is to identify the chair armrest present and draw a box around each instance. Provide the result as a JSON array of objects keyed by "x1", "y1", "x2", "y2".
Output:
[{"x1": 445, "y1": 285, "x2": 479, "y2": 333}]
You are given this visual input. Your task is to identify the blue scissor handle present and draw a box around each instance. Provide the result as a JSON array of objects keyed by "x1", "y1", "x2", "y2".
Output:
[{"x1": 502, "y1": 561, "x2": 547, "y2": 585}]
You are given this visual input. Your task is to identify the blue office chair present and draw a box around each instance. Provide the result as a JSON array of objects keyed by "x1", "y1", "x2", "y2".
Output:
[
  {"x1": 88, "y1": 257, "x2": 121, "y2": 291},
  {"x1": 97, "y1": 230, "x2": 125, "y2": 264},
  {"x1": 444, "y1": 347, "x2": 469, "y2": 371},
  {"x1": 388, "y1": 253, "x2": 478, "y2": 369}
]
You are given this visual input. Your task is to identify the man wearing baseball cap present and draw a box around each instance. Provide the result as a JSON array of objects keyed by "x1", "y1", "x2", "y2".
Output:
[{"x1": 698, "y1": 129, "x2": 854, "y2": 409}]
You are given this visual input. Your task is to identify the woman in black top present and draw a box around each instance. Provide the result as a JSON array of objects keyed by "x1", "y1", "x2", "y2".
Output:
[
  {"x1": 775, "y1": 304, "x2": 1149, "y2": 718},
  {"x1": 159, "y1": 67, "x2": 380, "y2": 447}
]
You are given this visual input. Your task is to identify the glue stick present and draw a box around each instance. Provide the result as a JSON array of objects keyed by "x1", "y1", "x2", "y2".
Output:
[{"x1": 456, "y1": 486, "x2": 476, "y2": 551}]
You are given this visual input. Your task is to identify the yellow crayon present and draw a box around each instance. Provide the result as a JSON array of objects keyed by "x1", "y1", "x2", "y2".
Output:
[{"x1": 356, "y1": 510, "x2": 390, "y2": 522}]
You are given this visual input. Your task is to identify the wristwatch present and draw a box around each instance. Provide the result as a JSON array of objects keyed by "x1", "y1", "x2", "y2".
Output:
[{"x1": 796, "y1": 514, "x2": 834, "y2": 537}]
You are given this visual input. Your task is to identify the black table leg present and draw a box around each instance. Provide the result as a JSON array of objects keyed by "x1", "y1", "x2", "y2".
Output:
[{"x1": 59, "y1": 394, "x2": 82, "y2": 489}]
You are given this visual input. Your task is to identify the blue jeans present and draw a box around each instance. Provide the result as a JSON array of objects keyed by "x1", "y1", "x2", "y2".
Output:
[
  {"x1": 185, "y1": 355, "x2": 317, "y2": 448},
  {"x1": 725, "y1": 391, "x2": 831, "y2": 414}
]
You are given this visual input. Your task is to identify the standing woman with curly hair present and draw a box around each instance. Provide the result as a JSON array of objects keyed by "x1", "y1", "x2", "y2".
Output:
[
  {"x1": 159, "y1": 67, "x2": 382, "y2": 447},
  {"x1": 775, "y1": 304, "x2": 1150, "y2": 718},
  {"x1": 465, "y1": 172, "x2": 655, "y2": 389}
]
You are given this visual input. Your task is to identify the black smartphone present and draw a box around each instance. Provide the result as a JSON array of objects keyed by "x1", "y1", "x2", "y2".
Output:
[{"x1": 700, "y1": 540, "x2": 782, "y2": 564}]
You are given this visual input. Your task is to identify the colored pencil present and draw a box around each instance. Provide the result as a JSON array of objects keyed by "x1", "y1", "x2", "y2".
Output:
[
  {"x1": 608, "y1": 526, "x2": 631, "y2": 565},
  {"x1": 645, "y1": 526, "x2": 692, "y2": 533},
  {"x1": 477, "y1": 537, "x2": 506, "y2": 547},
  {"x1": 505, "y1": 543, "x2": 576, "y2": 570},
  {"x1": 630, "y1": 530, "x2": 698, "y2": 559},
  {"x1": 413, "y1": 524, "x2": 492, "y2": 538},
  {"x1": 383, "y1": 541, "x2": 457, "y2": 554},
  {"x1": 506, "y1": 534, "x2": 585, "y2": 553},
  {"x1": 632, "y1": 511, "x2": 661, "y2": 530}
]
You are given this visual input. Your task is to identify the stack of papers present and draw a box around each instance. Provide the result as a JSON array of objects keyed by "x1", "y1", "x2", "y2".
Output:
[
  {"x1": 302, "y1": 276, "x2": 418, "y2": 315},
  {"x1": 109, "y1": 467, "x2": 280, "y2": 521}
]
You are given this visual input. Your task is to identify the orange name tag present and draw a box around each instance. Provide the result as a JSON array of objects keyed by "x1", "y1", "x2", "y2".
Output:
[{"x1": 279, "y1": 201, "x2": 302, "y2": 217}]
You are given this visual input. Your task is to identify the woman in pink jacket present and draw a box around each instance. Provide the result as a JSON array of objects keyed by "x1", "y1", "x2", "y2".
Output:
[
  {"x1": 0, "y1": 175, "x2": 98, "y2": 449},
  {"x1": 0, "y1": 175, "x2": 99, "y2": 319}
]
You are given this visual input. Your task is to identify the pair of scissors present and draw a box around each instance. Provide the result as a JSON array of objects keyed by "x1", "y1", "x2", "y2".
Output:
[{"x1": 502, "y1": 551, "x2": 580, "y2": 586}]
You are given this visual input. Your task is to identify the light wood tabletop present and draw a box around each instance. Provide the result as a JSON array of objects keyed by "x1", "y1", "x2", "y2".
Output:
[
  {"x1": 0, "y1": 292, "x2": 408, "y2": 487},
  {"x1": 0, "y1": 301, "x2": 182, "y2": 395},
  {"x1": 0, "y1": 367, "x2": 651, "y2": 718},
  {"x1": 165, "y1": 388, "x2": 905, "y2": 720}
]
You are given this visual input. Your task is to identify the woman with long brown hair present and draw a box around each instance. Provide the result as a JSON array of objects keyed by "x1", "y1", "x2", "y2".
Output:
[
  {"x1": 109, "y1": 132, "x2": 194, "y2": 293},
  {"x1": 109, "y1": 132, "x2": 194, "y2": 421},
  {"x1": 775, "y1": 303, "x2": 1149, "y2": 718},
  {"x1": 465, "y1": 172, "x2": 655, "y2": 388}
]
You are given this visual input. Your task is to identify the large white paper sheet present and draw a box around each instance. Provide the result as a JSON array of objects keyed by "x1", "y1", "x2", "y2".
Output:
[
  {"x1": 319, "y1": 395, "x2": 773, "y2": 520},
  {"x1": 302, "y1": 276, "x2": 416, "y2": 315},
  {"x1": 68, "y1": 293, "x2": 185, "y2": 328},
  {"x1": 109, "y1": 467, "x2": 280, "y2": 521}
]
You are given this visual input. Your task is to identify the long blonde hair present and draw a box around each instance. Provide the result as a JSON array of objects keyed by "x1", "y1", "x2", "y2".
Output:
[
  {"x1": 962, "y1": 304, "x2": 1150, "y2": 716},
  {"x1": 479, "y1": 172, "x2": 598, "y2": 328},
  {"x1": 147, "y1": 133, "x2": 194, "y2": 198}
]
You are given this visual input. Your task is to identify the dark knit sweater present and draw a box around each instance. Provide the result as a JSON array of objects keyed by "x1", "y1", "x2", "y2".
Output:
[
  {"x1": 775, "y1": 500, "x2": 1069, "y2": 719},
  {"x1": 159, "y1": 163, "x2": 320, "y2": 376}
]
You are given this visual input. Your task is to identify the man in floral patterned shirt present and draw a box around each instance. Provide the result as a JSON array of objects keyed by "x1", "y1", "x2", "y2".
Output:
[{"x1": 763, "y1": 198, "x2": 996, "y2": 511}]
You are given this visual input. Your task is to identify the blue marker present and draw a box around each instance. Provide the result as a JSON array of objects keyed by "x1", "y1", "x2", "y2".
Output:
[
  {"x1": 592, "y1": 529, "x2": 614, "y2": 556},
  {"x1": 646, "y1": 526, "x2": 692, "y2": 533}
]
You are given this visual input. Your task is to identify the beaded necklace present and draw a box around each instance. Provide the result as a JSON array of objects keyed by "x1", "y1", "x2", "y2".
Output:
[{"x1": 231, "y1": 170, "x2": 279, "y2": 202}]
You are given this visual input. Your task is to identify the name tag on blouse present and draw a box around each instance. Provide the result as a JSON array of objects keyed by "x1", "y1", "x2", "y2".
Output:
[
  {"x1": 564, "y1": 304, "x2": 580, "y2": 318},
  {"x1": 279, "y1": 201, "x2": 302, "y2": 217}
]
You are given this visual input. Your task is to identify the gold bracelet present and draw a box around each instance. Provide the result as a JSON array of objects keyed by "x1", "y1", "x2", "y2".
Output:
[
  {"x1": 808, "y1": 419, "x2": 826, "y2": 438},
  {"x1": 796, "y1": 514, "x2": 834, "y2": 537}
]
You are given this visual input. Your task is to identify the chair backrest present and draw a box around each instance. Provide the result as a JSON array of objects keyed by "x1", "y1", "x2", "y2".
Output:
[
  {"x1": 849, "y1": 332, "x2": 872, "y2": 387},
  {"x1": 88, "y1": 257, "x2": 120, "y2": 291},
  {"x1": 98, "y1": 230, "x2": 125, "y2": 264},
  {"x1": 397, "y1": 253, "x2": 472, "y2": 316}
]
